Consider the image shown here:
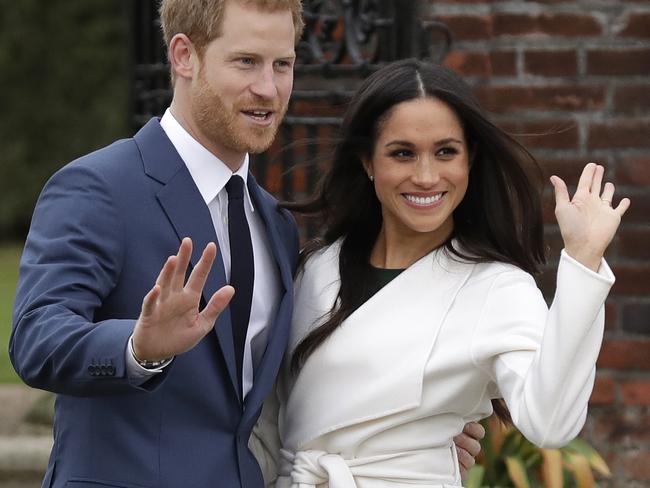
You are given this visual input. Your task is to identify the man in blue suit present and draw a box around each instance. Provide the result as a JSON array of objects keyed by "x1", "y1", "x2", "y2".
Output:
[
  {"x1": 10, "y1": 1, "x2": 483, "y2": 487},
  {"x1": 10, "y1": 1, "x2": 302, "y2": 486}
]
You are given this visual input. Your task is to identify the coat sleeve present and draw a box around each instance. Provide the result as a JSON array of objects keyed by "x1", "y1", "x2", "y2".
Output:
[
  {"x1": 9, "y1": 162, "x2": 161, "y2": 396},
  {"x1": 470, "y1": 251, "x2": 614, "y2": 447}
]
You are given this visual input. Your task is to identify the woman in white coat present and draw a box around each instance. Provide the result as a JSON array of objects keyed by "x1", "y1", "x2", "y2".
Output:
[{"x1": 253, "y1": 59, "x2": 630, "y2": 488}]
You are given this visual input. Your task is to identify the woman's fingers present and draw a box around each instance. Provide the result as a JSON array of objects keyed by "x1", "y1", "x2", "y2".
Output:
[
  {"x1": 598, "y1": 181, "x2": 630, "y2": 217},
  {"x1": 615, "y1": 197, "x2": 631, "y2": 217},
  {"x1": 590, "y1": 164, "x2": 605, "y2": 195},
  {"x1": 600, "y1": 182, "x2": 615, "y2": 206},
  {"x1": 576, "y1": 162, "x2": 597, "y2": 196},
  {"x1": 550, "y1": 175, "x2": 570, "y2": 207}
]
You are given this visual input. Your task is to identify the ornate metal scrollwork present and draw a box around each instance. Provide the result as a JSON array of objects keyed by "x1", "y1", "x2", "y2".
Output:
[
  {"x1": 298, "y1": 0, "x2": 345, "y2": 64},
  {"x1": 296, "y1": 0, "x2": 452, "y2": 72}
]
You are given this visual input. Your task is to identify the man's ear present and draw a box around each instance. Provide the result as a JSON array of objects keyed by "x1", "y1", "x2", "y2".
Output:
[{"x1": 168, "y1": 33, "x2": 198, "y2": 81}]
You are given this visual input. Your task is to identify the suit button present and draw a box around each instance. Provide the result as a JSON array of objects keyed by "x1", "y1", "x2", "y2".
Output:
[
  {"x1": 106, "y1": 365, "x2": 115, "y2": 376},
  {"x1": 100, "y1": 365, "x2": 107, "y2": 376},
  {"x1": 87, "y1": 365, "x2": 96, "y2": 376}
]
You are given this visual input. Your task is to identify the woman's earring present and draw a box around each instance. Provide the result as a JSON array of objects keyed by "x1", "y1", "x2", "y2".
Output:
[{"x1": 369, "y1": 175, "x2": 374, "y2": 182}]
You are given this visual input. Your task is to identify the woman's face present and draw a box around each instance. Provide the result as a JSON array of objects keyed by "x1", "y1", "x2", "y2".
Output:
[{"x1": 365, "y1": 96, "x2": 470, "y2": 245}]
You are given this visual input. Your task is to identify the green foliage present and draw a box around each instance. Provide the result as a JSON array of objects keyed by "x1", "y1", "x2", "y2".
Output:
[
  {"x1": 0, "y1": 0, "x2": 129, "y2": 239},
  {"x1": 465, "y1": 417, "x2": 611, "y2": 488},
  {"x1": 0, "y1": 244, "x2": 23, "y2": 383}
]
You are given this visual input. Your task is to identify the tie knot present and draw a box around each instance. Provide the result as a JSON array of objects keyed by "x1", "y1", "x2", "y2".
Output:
[{"x1": 226, "y1": 175, "x2": 245, "y2": 201}]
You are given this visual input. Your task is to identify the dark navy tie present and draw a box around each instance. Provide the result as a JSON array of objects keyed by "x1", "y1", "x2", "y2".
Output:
[{"x1": 225, "y1": 175, "x2": 254, "y2": 397}]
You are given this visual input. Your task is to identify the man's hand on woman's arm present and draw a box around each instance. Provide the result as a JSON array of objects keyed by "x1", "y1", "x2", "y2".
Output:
[{"x1": 454, "y1": 421, "x2": 485, "y2": 477}]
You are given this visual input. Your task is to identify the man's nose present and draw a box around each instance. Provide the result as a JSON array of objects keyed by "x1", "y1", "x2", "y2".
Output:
[{"x1": 250, "y1": 65, "x2": 277, "y2": 99}]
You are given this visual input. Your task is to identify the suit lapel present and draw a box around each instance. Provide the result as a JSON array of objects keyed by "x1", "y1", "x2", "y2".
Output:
[
  {"x1": 135, "y1": 119, "x2": 239, "y2": 399},
  {"x1": 246, "y1": 174, "x2": 293, "y2": 292},
  {"x1": 156, "y1": 173, "x2": 239, "y2": 398},
  {"x1": 242, "y1": 175, "x2": 293, "y2": 417}
]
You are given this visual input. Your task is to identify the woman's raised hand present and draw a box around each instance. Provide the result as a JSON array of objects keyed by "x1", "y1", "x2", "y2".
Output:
[{"x1": 550, "y1": 163, "x2": 630, "y2": 271}]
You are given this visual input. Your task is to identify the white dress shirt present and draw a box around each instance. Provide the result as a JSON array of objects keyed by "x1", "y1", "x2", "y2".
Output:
[{"x1": 127, "y1": 109, "x2": 282, "y2": 397}]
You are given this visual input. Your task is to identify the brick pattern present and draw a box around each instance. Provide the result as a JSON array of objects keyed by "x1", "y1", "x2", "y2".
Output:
[{"x1": 428, "y1": 1, "x2": 650, "y2": 486}]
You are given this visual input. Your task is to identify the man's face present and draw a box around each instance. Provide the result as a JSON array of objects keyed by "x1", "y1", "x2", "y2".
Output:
[{"x1": 189, "y1": 1, "x2": 296, "y2": 166}]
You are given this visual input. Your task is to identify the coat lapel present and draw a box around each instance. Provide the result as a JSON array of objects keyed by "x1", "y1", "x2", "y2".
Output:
[
  {"x1": 135, "y1": 119, "x2": 239, "y2": 398},
  {"x1": 282, "y1": 243, "x2": 474, "y2": 449}
]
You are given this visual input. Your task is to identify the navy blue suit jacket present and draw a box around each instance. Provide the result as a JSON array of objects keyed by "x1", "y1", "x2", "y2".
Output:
[{"x1": 10, "y1": 119, "x2": 299, "y2": 488}]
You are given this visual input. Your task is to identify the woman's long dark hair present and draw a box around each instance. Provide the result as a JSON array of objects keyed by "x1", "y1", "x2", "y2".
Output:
[{"x1": 284, "y1": 59, "x2": 546, "y2": 424}]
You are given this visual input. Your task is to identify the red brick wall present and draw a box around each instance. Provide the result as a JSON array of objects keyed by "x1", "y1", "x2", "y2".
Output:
[{"x1": 428, "y1": 1, "x2": 649, "y2": 486}]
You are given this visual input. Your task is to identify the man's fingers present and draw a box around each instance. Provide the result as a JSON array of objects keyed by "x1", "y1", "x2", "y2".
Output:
[
  {"x1": 454, "y1": 432, "x2": 482, "y2": 459},
  {"x1": 456, "y1": 445, "x2": 476, "y2": 472},
  {"x1": 550, "y1": 175, "x2": 570, "y2": 207},
  {"x1": 171, "y1": 238, "x2": 193, "y2": 290},
  {"x1": 156, "y1": 256, "x2": 177, "y2": 300},
  {"x1": 186, "y1": 243, "x2": 217, "y2": 294},
  {"x1": 141, "y1": 285, "x2": 161, "y2": 318},
  {"x1": 463, "y1": 421, "x2": 486, "y2": 442},
  {"x1": 199, "y1": 285, "x2": 235, "y2": 332},
  {"x1": 453, "y1": 423, "x2": 484, "y2": 472}
]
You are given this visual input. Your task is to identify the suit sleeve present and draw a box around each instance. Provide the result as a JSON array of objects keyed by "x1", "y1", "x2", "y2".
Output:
[
  {"x1": 249, "y1": 384, "x2": 281, "y2": 487},
  {"x1": 278, "y1": 207, "x2": 300, "y2": 276},
  {"x1": 470, "y1": 251, "x2": 614, "y2": 447},
  {"x1": 10, "y1": 163, "x2": 154, "y2": 396}
]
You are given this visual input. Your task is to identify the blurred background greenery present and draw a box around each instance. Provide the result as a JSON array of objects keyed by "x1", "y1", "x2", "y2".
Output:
[
  {"x1": 0, "y1": 245, "x2": 21, "y2": 382},
  {"x1": 0, "y1": 0, "x2": 130, "y2": 381}
]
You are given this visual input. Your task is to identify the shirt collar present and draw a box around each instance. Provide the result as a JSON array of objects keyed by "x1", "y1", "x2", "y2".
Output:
[{"x1": 160, "y1": 109, "x2": 254, "y2": 211}]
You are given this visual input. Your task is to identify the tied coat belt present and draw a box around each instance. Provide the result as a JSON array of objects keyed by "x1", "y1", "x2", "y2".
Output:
[{"x1": 278, "y1": 446, "x2": 463, "y2": 488}]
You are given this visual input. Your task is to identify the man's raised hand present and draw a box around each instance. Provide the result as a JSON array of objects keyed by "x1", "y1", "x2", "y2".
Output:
[{"x1": 132, "y1": 238, "x2": 235, "y2": 361}]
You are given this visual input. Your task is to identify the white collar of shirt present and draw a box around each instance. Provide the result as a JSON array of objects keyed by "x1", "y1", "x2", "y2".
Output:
[{"x1": 159, "y1": 109, "x2": 255, "y2": 212}]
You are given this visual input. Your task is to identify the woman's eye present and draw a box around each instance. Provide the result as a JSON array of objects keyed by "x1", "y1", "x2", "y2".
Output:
[
  {"x1": 239, "y1": 58, "x2": 254, "y2": 66},
  {"x1": 436, "y1": 147, "x2": 459, "y2": 158},
  {"x1": 389, "y1": 149, "x2": 414, "y2": 159}
]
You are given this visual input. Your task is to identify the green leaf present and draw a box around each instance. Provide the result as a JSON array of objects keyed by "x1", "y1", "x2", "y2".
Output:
[
  {"x1": 464, "y1": 465, "x2": 485, "y2": 488},
  {"x1": 564, "y1": 438, "x2": 611, "y2": 477}
]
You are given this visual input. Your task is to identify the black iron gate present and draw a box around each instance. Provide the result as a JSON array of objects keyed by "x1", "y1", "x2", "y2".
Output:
[{"x1": 130, "y1": 0, "x2": 451, "y2": 235}]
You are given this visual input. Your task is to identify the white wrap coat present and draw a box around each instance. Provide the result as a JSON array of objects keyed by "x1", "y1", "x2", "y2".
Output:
[{"x1": 252, "y1": 241, "x2": 614, "y2": 488}]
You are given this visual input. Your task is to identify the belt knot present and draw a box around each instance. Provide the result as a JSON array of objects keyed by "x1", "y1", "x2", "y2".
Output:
[{"x1": 280, "y1": 448, "x2": 357, "y2": 488}]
